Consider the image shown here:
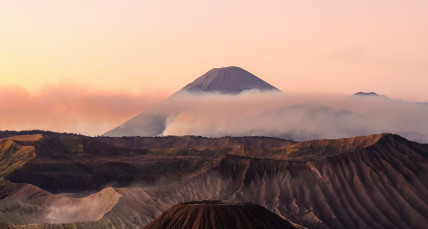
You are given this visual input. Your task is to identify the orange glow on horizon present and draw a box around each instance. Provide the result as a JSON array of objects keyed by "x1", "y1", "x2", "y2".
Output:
[{"x1": 0, "y1": 83, "x2": 168, "y2": 135}]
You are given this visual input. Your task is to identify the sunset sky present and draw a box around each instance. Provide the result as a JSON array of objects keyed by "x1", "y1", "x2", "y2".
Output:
[{"x1": 1, "y1": 0, "x2": 428, "y2": 135}]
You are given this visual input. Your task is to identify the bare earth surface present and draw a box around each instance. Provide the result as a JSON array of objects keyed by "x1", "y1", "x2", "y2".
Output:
[
  {"x1": 143, "y1": 200, "x2": 296, "y2": 229},
  {"x1": 0, "y1": 132, "x2": 427, "y2": 228}
]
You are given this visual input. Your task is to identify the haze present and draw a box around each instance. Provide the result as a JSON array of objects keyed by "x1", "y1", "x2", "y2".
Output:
[{"x1": 1, "y1": 0, "x2": 428, "y2": 135}]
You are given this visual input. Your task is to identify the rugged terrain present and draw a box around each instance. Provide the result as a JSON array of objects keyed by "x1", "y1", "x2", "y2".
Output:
[
  {"x1": 143, "y1": 200, "x2": 296, "y2": 229},
  {"x1": 0, "y1": 131, "x2": 427, "y2": 228}
]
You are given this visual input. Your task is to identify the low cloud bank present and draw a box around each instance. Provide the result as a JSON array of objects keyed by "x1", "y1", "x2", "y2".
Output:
[
  {"x1": 0, "y1": 83, "x2": 166, "y2": 136},
  {"x1": 159, "y1": 90, "x2": 428, "y2": 143},
  {"x1": 2, "y1": 85, "x2": 427, "y2": 143}
]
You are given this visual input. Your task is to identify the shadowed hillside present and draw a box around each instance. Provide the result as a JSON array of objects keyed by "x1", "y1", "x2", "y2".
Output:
[
  {"x1": 0, "y1": 133, "x2": 427, "y2": 228},
  {"x1": 2, "y1": 135, "x2": 294, "y2": 193}
]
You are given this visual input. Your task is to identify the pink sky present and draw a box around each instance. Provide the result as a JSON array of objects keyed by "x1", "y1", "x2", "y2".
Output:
[
  {"x1": 1, "y1": 1, "x2": 427, "y2": 100},
  {"x1": 1, "y1": 1, "x2": 428, "y2": 135}
]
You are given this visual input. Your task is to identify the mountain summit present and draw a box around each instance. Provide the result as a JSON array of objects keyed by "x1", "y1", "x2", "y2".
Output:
[
  {"x1": 353, "y1": 92, "x2": 379, "y2": 96},
  {"x1": 103, "y1": 66, "x2": 280, "y2": 137},
  {"x1": 180, "y1": 66, "x2": 279, "y2": 94}
]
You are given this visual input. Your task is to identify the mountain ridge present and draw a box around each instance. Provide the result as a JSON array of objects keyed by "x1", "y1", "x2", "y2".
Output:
[
  {"x1": 1, "y1": 132, "x2": 428, "y2": 228},
  {"x1": 1, "y1": 132, "x2": 422, "y2": 193}
]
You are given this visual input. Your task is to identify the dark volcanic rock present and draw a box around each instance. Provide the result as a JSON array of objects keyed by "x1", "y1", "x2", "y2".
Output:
[{"x1": 143, "y1": 200, "x2": 296, "y2": 229}]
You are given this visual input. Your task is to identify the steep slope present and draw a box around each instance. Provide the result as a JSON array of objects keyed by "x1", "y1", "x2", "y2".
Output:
[
  {"x1": 3, "y1": 135, "x2": 294, "y2": 193},
  {"x1": 179, "y1": 66, "x2": 279, "y2": 94},
  {"x1": 143, "y1": 201, "x2": 296, "y2": 229},
  {"x1": 0, "y1": 133, "x2": 427, "y2": 228},
  {"x1": 0, "y1": 135, "x2": 38, "y2": 179},
  {"x1": 103, "y1": 69, "x2": 428, "y2": 141},
  {"x1": 0, "y1": 185, "x2": 120, "y2": 225},
  {"x1": 139, "y1": 134, "x2": 428, "y2": 229},
  {"x1": 103, "y1": 66, "x2": 279, "y2": 137},
  {"x1": 0, "y1": 136, "x2": 37, "y2": 199},
  {"x1": 93, "y1": 134, "x2": 428, "y2": 229},
  {"x1": 114, "y1": 134, "x2": 428, "y2": 228}
]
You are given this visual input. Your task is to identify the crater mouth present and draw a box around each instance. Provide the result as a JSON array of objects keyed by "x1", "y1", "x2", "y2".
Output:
[{"x1": 182, "y1": 200, "x2": 247, "y2": 206}]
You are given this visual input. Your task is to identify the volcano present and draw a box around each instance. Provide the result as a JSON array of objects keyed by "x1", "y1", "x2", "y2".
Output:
[
  {"x1": 103, "y1": 66, "x2": 280, "y2": 137},
  {"x1": 143, "y1": 200, "x2": 296, "y2": 229},
  {"x1": 179, "y1": 66, "x2": 279, "y2": 94},
  {"x1": 103, "y1": 67, "x2": 428, "y2": 143}
]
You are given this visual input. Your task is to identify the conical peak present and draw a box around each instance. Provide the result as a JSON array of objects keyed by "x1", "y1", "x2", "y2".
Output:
[
  {"x1": 143, "y1": 200, "x2": 296, "y2": 229},
  {"x1": 180, "y1": 66, "x2": 280, "y2": 94}
]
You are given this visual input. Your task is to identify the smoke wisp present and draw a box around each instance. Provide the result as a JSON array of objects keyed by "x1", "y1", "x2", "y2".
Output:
[{"x1": 156, "y1": 90, "x2": 428, "y2": 143}]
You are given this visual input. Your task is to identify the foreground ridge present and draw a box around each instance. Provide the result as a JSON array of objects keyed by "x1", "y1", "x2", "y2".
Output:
[
  {"x1": 0, "y1": 133, "x2": 427, "y2": 228},
  {"x1": 143, "y1": 200, "x2": 296, "y2": 229}
]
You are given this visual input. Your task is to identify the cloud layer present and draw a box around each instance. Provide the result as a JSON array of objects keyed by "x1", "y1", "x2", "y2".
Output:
[
  {"x1": 2, "y1": 85, "x2": 428, "y2": 143},
  {"x1": 157, "y1": 91, "x2": 428, "y2": 143},
  {"x1": 0, "y1": 83, "x2": 166, "y2": 136}
]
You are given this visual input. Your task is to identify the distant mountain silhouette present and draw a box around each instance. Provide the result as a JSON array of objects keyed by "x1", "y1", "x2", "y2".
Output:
[
  {"x1": 103, "y1": 69, "x2": 428, "y2": 142},
  {"x1": 179, "y1": 66, "x2": 279, "y2": 94},
  {"x1": 353, "y1": 91, "x2": 380, "y2": 96},
  {"x1": 104, "y1": 66, "x2": 279, "y2": 137}
]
